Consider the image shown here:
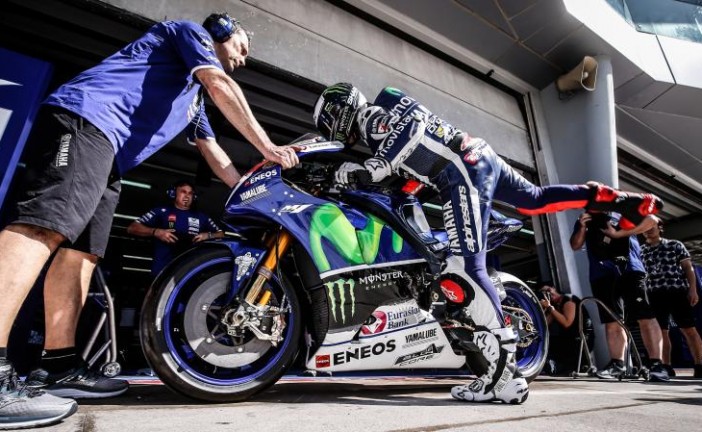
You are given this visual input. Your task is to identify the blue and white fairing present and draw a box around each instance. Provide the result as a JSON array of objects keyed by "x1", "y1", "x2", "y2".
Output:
[{"x1": 222, "y1": 138, "x2": 423, "y2": 279}]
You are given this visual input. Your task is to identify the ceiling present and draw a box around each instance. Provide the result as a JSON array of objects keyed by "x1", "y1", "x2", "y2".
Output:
[
  {"x1": 3, "y1": 0, "x2": 698, "y2": 276},
  {"x1": 339, "y1": 0, "x2": 702, "y2": 261}
]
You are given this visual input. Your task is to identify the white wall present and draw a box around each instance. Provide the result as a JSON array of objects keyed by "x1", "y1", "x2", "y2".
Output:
[{"x1": 102, "y1": 0, "x2": 533, "y2": 167}]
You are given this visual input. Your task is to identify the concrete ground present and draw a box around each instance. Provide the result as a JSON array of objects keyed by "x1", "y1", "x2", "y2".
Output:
[{"x1": 29, "y1": 370, "x2": 702, "y2": 432}]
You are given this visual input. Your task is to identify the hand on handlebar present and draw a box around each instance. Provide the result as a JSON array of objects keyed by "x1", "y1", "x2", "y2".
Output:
[
  {"x1": 262, "y1": 146, "x2": 299, "y2": 169},
  {"x1": 334, "y1": 162, "x2": 367, "y2": 185}
]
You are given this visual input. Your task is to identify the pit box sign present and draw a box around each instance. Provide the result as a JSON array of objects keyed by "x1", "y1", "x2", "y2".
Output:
[{"x1": 0, "y1": 47, "x2": 53, "y2": 210}]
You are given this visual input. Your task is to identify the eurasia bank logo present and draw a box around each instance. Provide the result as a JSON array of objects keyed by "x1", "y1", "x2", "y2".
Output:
[{"x1": 0, "y1": 79, "x2": 22, "y2": 143}]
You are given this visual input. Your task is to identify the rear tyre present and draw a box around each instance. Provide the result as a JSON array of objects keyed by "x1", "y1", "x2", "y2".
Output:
[
  {"x1": 502, "y1": 282, "x2": 549, "y2": 383},
  {"x1": 140, "y1": 248, "x2": 301, "y2": 402}
]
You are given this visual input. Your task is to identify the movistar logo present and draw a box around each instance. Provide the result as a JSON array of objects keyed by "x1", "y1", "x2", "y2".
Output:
[
  {"x1": 309, "y1": 203, "x2": 404, "y2": 272},
  {"x1": 384, "y1": 87, "x2": 402, "y2": 96},
  {"x1": 324, "y1": 278, "x2": 356, "y2": 324}
]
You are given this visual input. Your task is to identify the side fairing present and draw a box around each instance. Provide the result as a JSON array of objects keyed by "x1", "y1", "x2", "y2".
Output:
[{"x1": 223, "y1": 166, "x2": 422, "y2": 279}]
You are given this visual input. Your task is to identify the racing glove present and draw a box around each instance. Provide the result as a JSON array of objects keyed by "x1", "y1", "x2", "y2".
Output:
[{"x1": 334, "y1": 162, "x2": 366, "y2": 185}]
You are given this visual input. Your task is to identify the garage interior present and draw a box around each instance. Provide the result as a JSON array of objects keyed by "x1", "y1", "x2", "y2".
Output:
[{"x1": 0, "y1": 0, "x2": 670, "y2": 370}]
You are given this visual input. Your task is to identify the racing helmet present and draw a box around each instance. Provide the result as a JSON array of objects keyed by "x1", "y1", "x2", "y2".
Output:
[{"x1": 313, "y1": 83, "x2": 367, "y2": 144}]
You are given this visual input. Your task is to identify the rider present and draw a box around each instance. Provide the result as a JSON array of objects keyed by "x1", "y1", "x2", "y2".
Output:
[{"x1": 312, "y1": 83, "x2": 662, "y2": 404}]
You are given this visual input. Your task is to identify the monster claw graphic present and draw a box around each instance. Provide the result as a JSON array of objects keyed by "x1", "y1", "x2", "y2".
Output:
[{"x1": 325, "y1": 278, "x2": 356, "y2": 324}]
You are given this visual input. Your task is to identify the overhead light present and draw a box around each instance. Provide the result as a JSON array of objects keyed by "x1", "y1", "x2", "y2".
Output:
[
  {"x1": 122, "y1": 179, "x2": 152, "y2": 189},
  {"x1": 519, "y1": 228, "x2": 535, "y2": 236},
  {"x1": 123, "y1": 255, "x2": 153, "y2": 261},
  {"x1": 114, "y1": 213, "x2": 139, "y2": 221},
  {"x1": 122, "y1": 266, "x2": 151, "y2": 273}
]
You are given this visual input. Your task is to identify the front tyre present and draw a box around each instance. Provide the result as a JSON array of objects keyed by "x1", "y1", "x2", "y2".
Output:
[
  {"x1": 140, "y1": 248, "x2": 301, "y2": 402},
  {"x1": 501, "y1": 282, "x2": 548, "y2": 383}
]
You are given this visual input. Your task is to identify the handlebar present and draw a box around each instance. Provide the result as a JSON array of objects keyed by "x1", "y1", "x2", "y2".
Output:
[{"x1": 348, "y1": 169, "x2": 373, "y2": 185}]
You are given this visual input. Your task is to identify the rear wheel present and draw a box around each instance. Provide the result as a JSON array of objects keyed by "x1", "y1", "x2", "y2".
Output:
[
  {"x1": 140, "y1": 248, "x2": 301, "y2": 402},
  {"x1": 501, "y1": 282, "x2": 549, "y2": 383}
]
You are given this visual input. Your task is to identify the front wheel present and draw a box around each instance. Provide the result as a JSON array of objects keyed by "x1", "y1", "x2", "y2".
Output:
[
  {"x1": 501, "y1": 282, "x2": 549, "y2": 383},
  {"x1": 140, "y1": 248, "x2": 301, "y2": 402}
]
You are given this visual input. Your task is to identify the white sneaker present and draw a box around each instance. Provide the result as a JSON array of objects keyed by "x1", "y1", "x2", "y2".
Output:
[{"x1": 451, "y1": 376, "x2": 528, "y2": 404}]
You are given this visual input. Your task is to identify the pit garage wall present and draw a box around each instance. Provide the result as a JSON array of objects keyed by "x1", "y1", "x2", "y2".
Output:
[
  {"x1": 101, "y1": 0, "x2": 533, "y2": 169},
  {"x1": 537, "y1": 56, "x2": 618, "y2": 365}
]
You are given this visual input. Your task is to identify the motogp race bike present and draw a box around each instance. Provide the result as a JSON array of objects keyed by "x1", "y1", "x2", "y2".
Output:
[{"x1": 140, "y1": 135, "x2": 548, "y2": 402}]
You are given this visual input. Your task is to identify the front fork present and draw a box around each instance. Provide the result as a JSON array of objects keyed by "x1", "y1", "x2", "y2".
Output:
[
  {"x1": 224, "y1": 230, "x2": 294, "y2": 346},
  {"x1": 244, "y1": 230, "x2": 294, "y2": 306}
]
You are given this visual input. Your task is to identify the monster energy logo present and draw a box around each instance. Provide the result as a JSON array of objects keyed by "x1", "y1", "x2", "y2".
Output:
[
  {"x1": 324, "y1": 84, "x2": 352, "y2": 96},
  {"x1": 325, "y1": 278, "x2": 356, "y2": 324}
]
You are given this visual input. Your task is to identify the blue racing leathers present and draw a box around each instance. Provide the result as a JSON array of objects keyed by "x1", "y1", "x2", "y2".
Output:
[
  {"x1": 355, "y1": 87, "x2": 592, "y2": 400},
  {"x1": 357, "y1": 87, "x2": 590, "y2": 321}
]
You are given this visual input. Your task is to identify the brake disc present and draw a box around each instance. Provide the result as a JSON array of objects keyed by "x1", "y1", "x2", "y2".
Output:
[
  {"x1": 182, "y1": 272, "x2": 272, "y2": 368},
  {"x1": 503, "y1": 305, "x2": 538, "y2": 348}
]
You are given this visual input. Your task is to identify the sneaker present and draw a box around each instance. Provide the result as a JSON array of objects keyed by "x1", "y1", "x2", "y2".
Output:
[
  {"x1": 0, "y1": 363, "x2": 77, "y2": 430},
  {"x1": 693, "y1": 364, "x2": 702, "y2": 379},
  {"x1": 662, "y1": 364, "x2": 676, "y2": 378},
  {"x1": 451, "y1": 377, "x2": 529, "y2": 404},
  {"x1": 596, "y1": 361, "x2": 625, "y2": 380},
  {"x1": 648, "y1": 363, "x2": 670, "y2": 382},
  {"x1": 26, "y1": 364, "x2": 128, "y2": 399}
]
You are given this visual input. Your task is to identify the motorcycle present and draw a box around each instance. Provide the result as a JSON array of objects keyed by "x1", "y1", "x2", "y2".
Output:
[{"x1": 140, "y1": 135, "x2": 548, "y2": 402}]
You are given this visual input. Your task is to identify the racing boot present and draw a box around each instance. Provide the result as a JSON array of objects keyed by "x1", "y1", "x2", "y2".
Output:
[
  {"x1": 585, "y1": 182, "x2": 662, "y2": 228},
  {"x1": 451, "y1": 327, "x2": 528, "y2": 404}
]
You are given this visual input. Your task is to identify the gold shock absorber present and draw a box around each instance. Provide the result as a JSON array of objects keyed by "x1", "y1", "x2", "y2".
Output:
[{"x1": 245, "y1": 230, "x2": 294, "y2": 305}]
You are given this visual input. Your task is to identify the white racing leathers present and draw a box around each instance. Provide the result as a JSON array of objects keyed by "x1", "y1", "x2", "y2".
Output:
[{"x1": 353, "y1": 87, "x2": 594, "y2": 403}]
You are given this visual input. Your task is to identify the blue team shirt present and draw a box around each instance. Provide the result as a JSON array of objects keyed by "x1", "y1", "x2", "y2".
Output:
[
  {"x1": 45, "y1": 20, "x2": 219, "y2": 174},
  {"x1": 137, "y1": 205, "x2": 221, "y2": 275},
  {"x1": 571, "y1": 215, "x2": 646, "y2": 281}
]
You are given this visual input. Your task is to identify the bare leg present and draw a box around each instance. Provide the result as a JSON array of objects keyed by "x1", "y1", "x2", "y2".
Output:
[
  {"x1": 661, "y1": 329, "x2": 672, "y2": 365},
  {"x1": 606, "y1": 322, "x2": 627, "y2": 361},
  {"x1": 43, "y1": 248, "x2": 98, "y2": 350},
  {"x1": 638, "y1": 318, "x2": 663, "y2": 360},
  {"x1": 0, "y1": 224, "x2": 64, "y2": 347},
  {"x1": 680, "y1": 327, "x2": 702, "y2": 364}
]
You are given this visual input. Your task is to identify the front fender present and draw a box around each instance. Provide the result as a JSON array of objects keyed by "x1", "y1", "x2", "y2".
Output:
[{"x1": 155, "y1": 240, "x2": 267, "y2": 305}]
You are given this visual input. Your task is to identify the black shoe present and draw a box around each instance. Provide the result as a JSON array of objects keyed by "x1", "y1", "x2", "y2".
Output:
[
  {"x1": 26, "y1": 364, "x2": 128, "y2": 399},
  {"x1": 0, "y1": 363, "x2": 77, "y2": 430},
  {"x1": 649, "y1": 363, "x2": 670, "y2": 382},
  {"x1": 694, "y1": 364, "x2": 702, "y2": 379},
  {"x1": 596, "y1": 361, "x2": 625, "y2": 380},
  {"x1": 662, "y1": 364, "x2": 676, "y2": 378}
]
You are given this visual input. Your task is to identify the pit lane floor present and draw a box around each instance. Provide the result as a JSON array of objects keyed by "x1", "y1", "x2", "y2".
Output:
[{"x1": 29, "y1": 370, "x2": 702, "y2": 432}]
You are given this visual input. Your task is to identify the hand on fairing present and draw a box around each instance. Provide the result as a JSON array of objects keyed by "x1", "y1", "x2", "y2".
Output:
[{"x1": 261, "y1": 146, "x2": 299, "y2": 169}]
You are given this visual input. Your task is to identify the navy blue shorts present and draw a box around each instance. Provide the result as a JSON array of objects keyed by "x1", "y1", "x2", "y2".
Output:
[
  {"x1": 591, "y1": 271, "x2": 655, "y2": 323},
  {"x1": 648, "y1": 289, "x2": 697, "y2": 330},
  {"x1": 13, "y1": 106, "x2": 121, "y2": 258}
]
